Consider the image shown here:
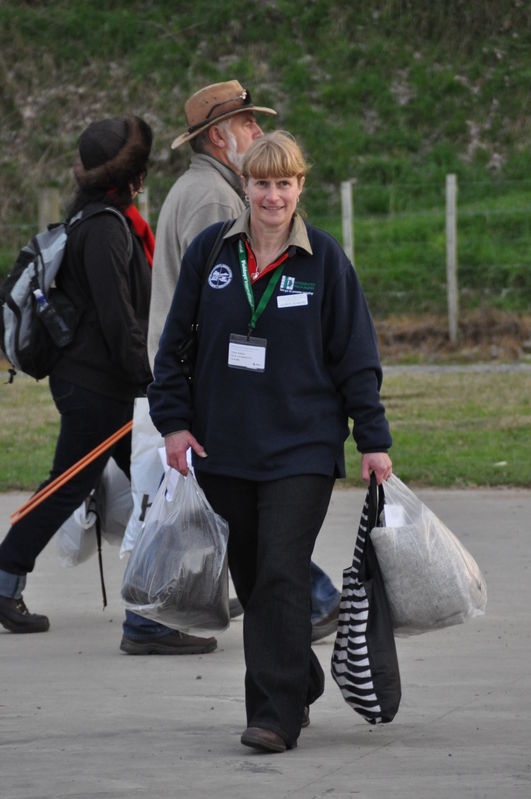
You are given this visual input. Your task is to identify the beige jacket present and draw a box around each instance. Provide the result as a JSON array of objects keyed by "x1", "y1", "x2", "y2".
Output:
[{"x1": 148, "y1": 153, "x2": 245, "y2": 367}]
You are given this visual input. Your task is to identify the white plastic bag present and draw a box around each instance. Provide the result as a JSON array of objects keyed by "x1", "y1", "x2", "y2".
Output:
[
  {"x1": 55, "y1": 494, "x2": 98, "y2": 567},
  {"x1": 55, "y1": 460, "x2": 132, "y2": 566},
  {"x1": 120, "y1": 398, "x2": 164, "y2": 558},
  {"x1": 94, "y1": 458, "x2": 133, "y2": 547},
  {"x1": 120, "y1": 470, "x2": 230, "y2": 633},
  {"x1": 371, "y1": 474, "x2": 487, "y2": 636}
]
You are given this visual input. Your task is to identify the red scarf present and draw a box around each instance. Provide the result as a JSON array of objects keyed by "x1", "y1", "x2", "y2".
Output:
[{"x1": 124, "y1": 204, "x2": 155, "y2": 268}]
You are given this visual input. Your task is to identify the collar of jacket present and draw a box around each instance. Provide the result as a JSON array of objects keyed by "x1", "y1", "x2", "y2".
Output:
[
  {"x1": 226, "y1": 208, "x2": 313, "y2": 255},
  {"x1": 189, "y1": 152, "x2": 247, "y2": 201}
]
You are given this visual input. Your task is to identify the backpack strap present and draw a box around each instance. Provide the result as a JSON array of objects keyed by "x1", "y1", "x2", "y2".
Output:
[{"x1": 68, "y1": 205, "x2": 133, "y2": 262}]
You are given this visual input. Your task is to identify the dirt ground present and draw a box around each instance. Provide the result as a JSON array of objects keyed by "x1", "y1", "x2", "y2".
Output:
[
  {"x1": 0, "y1": 311, "x2": 529, "y2": 374},
  {"x1": 375, "y1": 309, "x2": 531, "y2": 364}
]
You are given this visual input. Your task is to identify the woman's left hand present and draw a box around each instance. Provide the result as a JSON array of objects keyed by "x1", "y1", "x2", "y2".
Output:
[{"x1": 361, "y1": 452, "x2": 392, "y2": 485}]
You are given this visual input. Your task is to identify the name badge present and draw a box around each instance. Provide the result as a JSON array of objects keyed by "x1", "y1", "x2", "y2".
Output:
[
  {"x1": 277, "y1": 293, "x2": 308, "y2": 308},
  {"x1": 228, "y1": 334, "x2": 267, "y2": 372}
]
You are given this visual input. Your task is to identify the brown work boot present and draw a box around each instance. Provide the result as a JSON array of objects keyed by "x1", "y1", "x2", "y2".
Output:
[
  {"x1": 241, "y1": 727, "x2": 289, "y2": 753},
  {"x1": 119, "y1": 629, "x2": 217, "y2": 655},
  {"x1": 0, "y1": 595, "x2": 50, "y2": 633}
]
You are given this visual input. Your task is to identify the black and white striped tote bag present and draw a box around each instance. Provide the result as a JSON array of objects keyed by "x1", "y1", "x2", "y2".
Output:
[{"x1": 331, "y1": 474, "x2": 401, "y2": 724}]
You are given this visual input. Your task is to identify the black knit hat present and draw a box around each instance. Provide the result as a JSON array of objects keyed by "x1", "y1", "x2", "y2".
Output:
[{"x1": 74, "y1": 115, "x2": 152, "y2": 190}]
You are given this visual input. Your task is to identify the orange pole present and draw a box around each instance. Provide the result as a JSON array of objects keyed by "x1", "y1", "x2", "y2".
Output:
[{"x1": 10, "y1": 419, "x2": 133, "y2": 524}]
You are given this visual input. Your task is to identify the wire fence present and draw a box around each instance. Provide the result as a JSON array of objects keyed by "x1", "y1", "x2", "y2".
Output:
[
  {"x1": 1, "y1": 178, "x2": 530, "y2": 319},
  {"x1": 325, "y1": 177, "x2": 531, "y2": 317}
]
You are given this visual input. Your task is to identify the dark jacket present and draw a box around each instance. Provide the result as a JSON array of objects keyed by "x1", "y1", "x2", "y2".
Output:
[
  {"x1": 148, "y1": 219, "x2": 391, "y2": 480},
  {"x1": 53, "y1": 205, "x2": 152, "y2": 401}
]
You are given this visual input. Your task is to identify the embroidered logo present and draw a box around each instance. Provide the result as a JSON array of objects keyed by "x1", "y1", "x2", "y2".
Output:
[
  {"x1": 281, "y1": 275, "x2": 296, "y2": 291},
  {"x1": 208, "y1": 264, "x2": 233, "y2": 289},
  {"x1": 280, "y1": 275, "x2": 316, "y2": 295}
]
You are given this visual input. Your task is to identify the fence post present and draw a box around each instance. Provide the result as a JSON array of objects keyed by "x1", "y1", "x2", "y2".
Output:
[
  {"x1": 38, "y1": 188, "x2": 61, "y2": 230},
  {"x1": 341, "y1": 179, "x2": 355, "y2": 267},
  {"x1": 137, "y1": 187, "x2": 150, "y2": 223},
  {"x1": 446, "y1": 173, "x2": 458, "y2": 344}
]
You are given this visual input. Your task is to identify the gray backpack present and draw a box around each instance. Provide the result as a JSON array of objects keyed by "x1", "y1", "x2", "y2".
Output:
[{"x1": 0, "y1": 205, "x2": 131, "y2": 381}]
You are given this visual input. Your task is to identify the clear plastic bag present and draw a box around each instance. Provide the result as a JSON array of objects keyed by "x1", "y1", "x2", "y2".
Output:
[
  {"x1": 120, "y1": 470, "x2": 230, "y2": 632},
  {"x1": 371, "y1": 474, "x2": 487, "y2": 636}
]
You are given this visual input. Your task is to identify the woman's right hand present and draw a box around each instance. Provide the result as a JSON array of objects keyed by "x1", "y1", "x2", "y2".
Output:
[{"x1": 164, "y1": 430, "x2": 207, "y2": 476}]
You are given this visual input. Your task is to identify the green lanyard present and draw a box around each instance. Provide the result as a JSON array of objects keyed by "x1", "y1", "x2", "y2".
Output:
[{"x1": 238, "y1": 240, "x2": 286, "y2": 335}]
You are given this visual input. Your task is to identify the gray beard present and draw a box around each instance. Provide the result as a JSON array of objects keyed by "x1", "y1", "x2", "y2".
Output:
[{"x1": 226, "y1": 129, "x2": 244, "y2": 171}]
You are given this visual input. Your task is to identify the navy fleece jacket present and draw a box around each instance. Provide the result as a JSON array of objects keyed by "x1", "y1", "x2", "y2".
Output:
[{"x1": 148, "y1": 220, "x2": 391, "y2": 480}]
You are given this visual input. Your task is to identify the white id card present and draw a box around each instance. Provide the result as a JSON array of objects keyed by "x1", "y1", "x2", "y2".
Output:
[
  {"x1": 228, "y1": 334, "x2": 267, "y2": 372},
  {"x1": 277, "y1": 293, "x2": 308, "y2": 308}
]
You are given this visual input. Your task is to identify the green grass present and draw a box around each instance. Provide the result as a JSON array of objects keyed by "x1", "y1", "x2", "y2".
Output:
[
  {"x1": 312, "y1": 179, "x2": 531, "y2": 315},
  {"x1": 3, "y1": 178, "x2": 530, "y2": 318},
  {"x1": 1, "y1": 369, "x2": 529, "y2": 491},
  {"x1": 1, "y1": 2, "x2": 531, "y2": 314},
  {"x1": 0, "y1": 377, "x2": 60, "y2": 490},
  {"x1": 346, "y1": 370, "x2": 531, "y2": 486}
]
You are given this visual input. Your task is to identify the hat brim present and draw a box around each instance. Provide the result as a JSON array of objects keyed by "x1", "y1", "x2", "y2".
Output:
[{"x1": 171, "y1": 106, "x2": 277, "y2": 149}]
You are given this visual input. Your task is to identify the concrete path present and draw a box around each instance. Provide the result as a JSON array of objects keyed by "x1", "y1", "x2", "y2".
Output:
[{"x1": 1, "y1": 486, "x2": 530, "y2": 799}]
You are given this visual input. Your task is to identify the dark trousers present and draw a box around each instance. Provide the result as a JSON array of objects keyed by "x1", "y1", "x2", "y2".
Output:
[
  {"x1": 0, "y1": 375, "x2": 133, "y2": 575},
  {"x1": 196, "y1": 471, "x2": 335, "y2": 747}
]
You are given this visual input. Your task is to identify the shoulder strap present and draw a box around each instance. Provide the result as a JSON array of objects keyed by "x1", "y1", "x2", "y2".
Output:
[
  {"x1": 192, "y1": 219, "x2": 234, "y2": 325},
  {"x1": 68, "y1": 205, "x2": 133, "y2": 262},
  {"x1": 202, "y1": 219, "x2": 234, "y2": 285}
]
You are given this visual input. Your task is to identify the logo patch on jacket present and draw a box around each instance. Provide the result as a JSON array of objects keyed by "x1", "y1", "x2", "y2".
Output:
[
  {"x1": 280, "y1": 275, "x2": 316, "y2": 295},
  {"x1": 208, "y1": 264, "x2": 233, "y2": 289}
]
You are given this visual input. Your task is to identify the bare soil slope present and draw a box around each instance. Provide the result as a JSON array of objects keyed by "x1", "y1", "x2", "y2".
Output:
[{"x1": 376, "y1": 310, "x2": 531, "y2": 364}]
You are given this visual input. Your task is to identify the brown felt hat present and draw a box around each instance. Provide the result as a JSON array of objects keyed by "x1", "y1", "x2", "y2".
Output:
[{"x1": 171, "y1": 80, "x2": 277, "y2": 149}]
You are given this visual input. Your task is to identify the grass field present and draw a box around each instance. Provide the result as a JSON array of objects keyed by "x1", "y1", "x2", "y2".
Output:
[
  {"x1": 347, "y1": 367, "x2": 531, "y2": 487},
  {"x1": 1, "y1": 367, "x2": 529, "y2": 492}
]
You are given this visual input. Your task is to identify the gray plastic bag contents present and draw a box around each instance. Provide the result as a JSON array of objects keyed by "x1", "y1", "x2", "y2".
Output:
[
  {"x1": 121, "y1": 471, "x2": 230, "y2": 632},
  {"x1": 371, "y1": 475, "x2": 487, "y2": 636}
]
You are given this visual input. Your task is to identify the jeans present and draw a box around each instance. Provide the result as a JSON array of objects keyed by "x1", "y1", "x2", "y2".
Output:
[
  {"x1": 195, "y1": 471, "x2": 335, "y2": 747},
  {"x1": 122, "y1": 609, "x2": 170, "y2": 638},
  {"x1": 0, "y1": 375, "x2": 133, "y2": 584},
  {"x1": 0, "y1": 570, "x2": 26, "y2": 599},
  {"x1": 310, "y1": 562, "x2": 341, "y2": 622}
]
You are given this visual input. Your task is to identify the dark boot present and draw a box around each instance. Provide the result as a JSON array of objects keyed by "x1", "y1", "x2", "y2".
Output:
[
  {"x1": 120, "y1": 629, "x2": 217, "y2": 655},
  {"x1": 0, "y1": 595, "x2": 50, "y2": 633},
  {"x1": 241, "y1": 727, "x2": 290, "y2": 753}
]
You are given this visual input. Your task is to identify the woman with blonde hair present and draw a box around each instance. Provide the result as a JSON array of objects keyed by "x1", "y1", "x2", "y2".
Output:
[{"x1": 148, "y1": 130, "x2": 392, "y2": 752}]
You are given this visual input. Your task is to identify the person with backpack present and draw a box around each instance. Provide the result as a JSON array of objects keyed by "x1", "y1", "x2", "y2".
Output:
[{"x1": 0, "y1": 116, "x2": 214, "y2": 653}]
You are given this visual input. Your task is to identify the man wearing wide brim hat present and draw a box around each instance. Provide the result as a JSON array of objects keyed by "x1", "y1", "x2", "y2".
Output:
[{"x1": 170, "y1": 80, "x2": 277, "y2": 150}]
